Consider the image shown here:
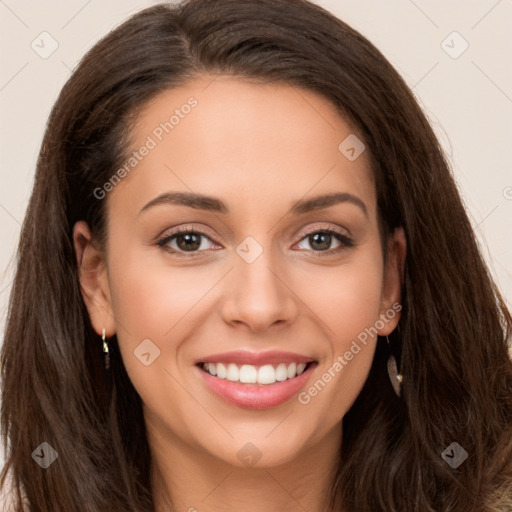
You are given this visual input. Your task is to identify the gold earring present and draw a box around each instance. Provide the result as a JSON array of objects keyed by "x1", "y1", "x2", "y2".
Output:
[
  {"x1": 386, "y1": 335, "x2": 402, "y2": 397},
  {"x1": 102, "y1": 328, "x2": 110, "y2": 370}
]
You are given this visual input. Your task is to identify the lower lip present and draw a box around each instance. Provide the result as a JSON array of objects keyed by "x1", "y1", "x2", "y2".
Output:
[{"x1": 197, "y1": 363, "x2": 317, "y2": 409}]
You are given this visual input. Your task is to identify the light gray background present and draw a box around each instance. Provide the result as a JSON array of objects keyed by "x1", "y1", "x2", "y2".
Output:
[{"x1": 1, "y1": 1, "x2": 511, "y2": 345}]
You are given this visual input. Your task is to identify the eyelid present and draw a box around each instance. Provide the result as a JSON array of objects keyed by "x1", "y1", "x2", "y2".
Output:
[
  {"x1": 157, "y1": 224, "x2": 218, "y2": 242},
  {"x1": 296, "y1": 223, "x2": 351, "y2": 240}
]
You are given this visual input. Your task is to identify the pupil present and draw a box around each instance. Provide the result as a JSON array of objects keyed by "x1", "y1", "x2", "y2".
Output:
[
  {"x1": 310, "y1": 232, "x2": 330, "y2": 251},
  {"x1": 177, "y1": 233, "x2": 200, "y2": 251}
]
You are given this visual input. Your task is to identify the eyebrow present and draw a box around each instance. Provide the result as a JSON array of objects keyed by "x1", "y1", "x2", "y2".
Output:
[{"x1": 139, "y1": 191, "x2": 368, "y2": 217}]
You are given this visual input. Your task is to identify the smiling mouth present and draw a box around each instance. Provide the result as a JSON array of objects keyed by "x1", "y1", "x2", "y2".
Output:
[{"x1": 197, "y1": 361, "x2": 316, "y2": 385}]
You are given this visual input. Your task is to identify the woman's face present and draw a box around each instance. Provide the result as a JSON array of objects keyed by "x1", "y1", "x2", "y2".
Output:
[{"x1": 75, "y1": 75, "x2": 404, "y2": 469}]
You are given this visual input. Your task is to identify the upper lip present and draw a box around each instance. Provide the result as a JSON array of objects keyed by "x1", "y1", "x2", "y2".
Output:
[{"x1": 196, "y1": 350, "x2": 315, "y2": 366}]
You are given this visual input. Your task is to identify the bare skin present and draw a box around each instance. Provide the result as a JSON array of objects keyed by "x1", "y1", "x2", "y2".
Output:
[{"x1": 74, "y1": 75, "x2": 406, "y2": 512}]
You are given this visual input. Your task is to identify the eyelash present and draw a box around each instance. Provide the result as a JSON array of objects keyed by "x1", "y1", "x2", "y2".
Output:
[{"x1": 156, "y1": 225, "x2": 354, "y2": 258}]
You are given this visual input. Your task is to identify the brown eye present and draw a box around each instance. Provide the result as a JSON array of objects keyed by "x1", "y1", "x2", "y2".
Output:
[
  {"x1": 296, "y1": 229, "x2": 353, "y2": 253},
  {"x1": 307, "y1": 232, "x2": 335, "y2": 251},
  {"x1": 157, "y1": 229, "x2": 215, "y2": 254},
  {"x1": 175, "y1": 232, "x2": 203, "y2": 251}
]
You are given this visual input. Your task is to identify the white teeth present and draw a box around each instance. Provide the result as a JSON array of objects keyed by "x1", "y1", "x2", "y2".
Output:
[
  {"x1": 226, "y1": 363, "x2": 239, "y2": 381},
  {"x1": 216, "y1": 363, "x2": 227, "y2": 379},
  {"x1": 239, "y1": 364, "x2": 257, "y2": 383},
  {"x1": 201, "y1": 361, "x2": 310, "y2": 384},
  {"x1": 258, "y1": 364, "x2": 276, "y2": 384},
  {"x1": 275, "y1": 363, "x2": 288, "y2": 382}
]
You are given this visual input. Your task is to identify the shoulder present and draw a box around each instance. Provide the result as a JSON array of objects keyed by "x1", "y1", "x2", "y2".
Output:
[
  {"x1": 0, "y1": 469, "x2": 28, "y2": 512},
  {"x1": 0, "y1": 469, "x2": 15, "y2": 511},
  {"x1": 487, "y1": 482, "x2": 512, "y2": 512},
  {"x1": 0, "y1": 479, "x2": 15, "y2": 512}
]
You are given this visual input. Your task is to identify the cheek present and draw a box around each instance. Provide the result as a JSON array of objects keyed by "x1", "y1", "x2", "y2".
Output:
[
  {"x1": 106, "y1": 253, "x2": 207, "y2": 425},
  {"x1": 293, "y1": 248, "x2": 383, "y2": 416},
  {"x1": 296, "y1": 248, "x2": 384, "y2": 342},
  {"x1": 107, "y1": 251, "x2": 213, "y2": 351},
  {"x1": 106, "y1": 246, "x2": 232, "y2": 408}
]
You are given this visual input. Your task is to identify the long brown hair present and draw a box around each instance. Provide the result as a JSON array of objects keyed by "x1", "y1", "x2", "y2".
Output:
[{"x1": 2, "y1": 0, "x2": 512, "y2": 510}]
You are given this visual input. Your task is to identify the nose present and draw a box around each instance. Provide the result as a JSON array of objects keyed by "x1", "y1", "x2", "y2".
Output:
[{"x1": 221, "y1": 246, "x2": 298, "y2": 333}]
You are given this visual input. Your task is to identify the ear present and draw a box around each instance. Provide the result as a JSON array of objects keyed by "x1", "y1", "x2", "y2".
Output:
[
  {"x1": 378, "y1": 226, "x2": 406, "y2": 335},
  {"x1": 73, "y1": 220, "x2": 116, "y2": 337}
]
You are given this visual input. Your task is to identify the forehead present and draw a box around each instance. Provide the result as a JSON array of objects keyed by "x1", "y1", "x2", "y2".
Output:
[{"x1": 108, "y1": 75, "x2": 376, "y2": 221}]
